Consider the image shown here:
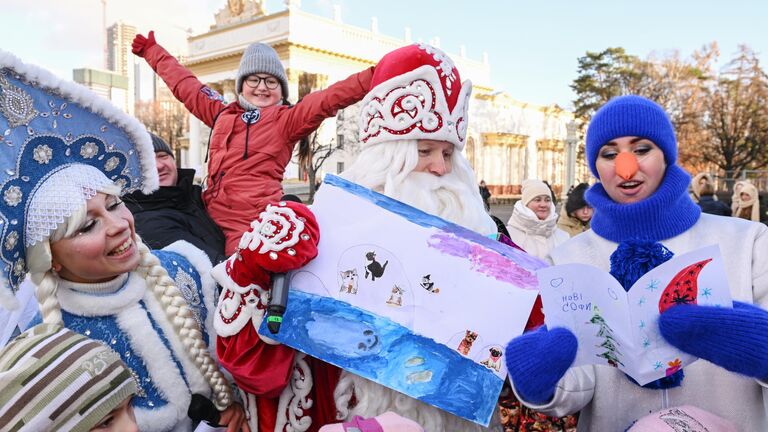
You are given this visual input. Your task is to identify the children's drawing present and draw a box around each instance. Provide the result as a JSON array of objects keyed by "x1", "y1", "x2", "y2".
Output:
[
  {"x1": 420, "y1": 274, "x2": 440, "y2": 293},
  {"x1": 538, "y1": 245, "x2": 732, "y2": 385},
  {"x1": 339, "y1": 269, "x2": 359, "y2": 294},
  {"x1": 658, "y1": 258, "x2": 712, "y2": 312},
  {"x1": 588, "y1": 306, "x2": 624, "y2": 367},
  {"x1": 365, "y1": 251, "x2": 388, "y2": 281},
  {"x1": 480, "y1": 346, "x2": 503, "y2": 372},
  {"x1": 456, "y1": 330, "x2": 478, "y2": 355},
  {"x1": 385, "y1": 285, "x2": 405, "y2": 307},
  {"x1": 260, "y1": 174, "x2": 543, "y2": 426}
]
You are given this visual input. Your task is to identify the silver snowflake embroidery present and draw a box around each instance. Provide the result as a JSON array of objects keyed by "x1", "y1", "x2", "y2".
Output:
[
  {"x1": 3, "y1": 186, "x2": 22, "y2": 206},
  {"x1": 80, "y1": 141, "x2": 99, "y2": 159},
  {"x1": 104, "y1": 156, "x2": 119, "y2": 172},
  {"x1": 0, "y1": 79, "x2": 38, "y2": 128},
  {"x1": 32, "y1": 144, "x2": 53, "y2": 164},
  {"x1": 4, "y1": 231, "x2": 18, "y2": 250},
  {"x1": 174, "y1": 268, "x2": 201, "y2": 306},
  {"x1": 12, "y1": 258, "x2": 25, "y2": 276}
]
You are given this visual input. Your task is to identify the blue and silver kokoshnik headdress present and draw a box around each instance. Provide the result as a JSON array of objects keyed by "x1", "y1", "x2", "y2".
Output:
[{"x1": 0, "y1": 49, "x2": 158, "y2": 310}]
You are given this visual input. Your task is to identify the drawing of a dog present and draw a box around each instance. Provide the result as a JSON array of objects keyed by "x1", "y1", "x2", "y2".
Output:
[
  {"x1": 339, "y1": 269, "x2": 358, "y2": 294},
  {"x1": 457, "y1": 330, "x2": 478, "y2": 355},
  {"x1": 480, "y1": 347, "x2": 503, "y2": 371},
  {"x1": 385, "y1": 285, "x2": 404, "y2": 307}
]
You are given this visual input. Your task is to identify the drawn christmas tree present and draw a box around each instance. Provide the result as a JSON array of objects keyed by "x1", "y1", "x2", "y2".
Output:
[{"x1": 587, "y1": 306, "x2": 625, "y2": 367}]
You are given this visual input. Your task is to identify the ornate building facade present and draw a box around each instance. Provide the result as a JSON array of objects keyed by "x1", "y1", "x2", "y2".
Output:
[{"x1": 182, "y1": 0, "x2": 587, "y2": 196}]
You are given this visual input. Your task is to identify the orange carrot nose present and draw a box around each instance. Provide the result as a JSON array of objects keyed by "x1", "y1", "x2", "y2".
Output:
[{"x1": 615, "y1": 152, "x2": 639, "y2": 180}]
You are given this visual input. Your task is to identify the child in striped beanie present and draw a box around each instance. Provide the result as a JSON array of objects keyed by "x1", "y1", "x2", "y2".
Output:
[{"x1": 0, "y1": 324, "x2": 138, "y2": 432}]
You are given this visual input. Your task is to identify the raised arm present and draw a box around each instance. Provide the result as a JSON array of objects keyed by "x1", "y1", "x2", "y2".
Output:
[
  {"x1": 133, "y1": 31, "x2": 227, "y2": 127},
  {"x1": 280, "y1": 67, "x2": 374, "y2": 143}
]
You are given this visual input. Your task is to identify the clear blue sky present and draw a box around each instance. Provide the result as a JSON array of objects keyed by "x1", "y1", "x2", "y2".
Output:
[{"x1": 2, "y1": 0, "x2": 765, "y2": 110}]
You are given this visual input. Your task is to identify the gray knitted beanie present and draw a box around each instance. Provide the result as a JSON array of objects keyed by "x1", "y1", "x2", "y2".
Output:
[{"x1": 236, "y1": 43, "x2": 289, "y2": 101}]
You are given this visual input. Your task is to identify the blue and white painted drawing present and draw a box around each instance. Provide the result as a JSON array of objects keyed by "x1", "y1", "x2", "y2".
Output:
[
  {"x1": 260, "y1": 174, "x2": 543, "y2": 426},
  {"x1": 261, "y1": 290, "x2": 503, "y2": 424}
]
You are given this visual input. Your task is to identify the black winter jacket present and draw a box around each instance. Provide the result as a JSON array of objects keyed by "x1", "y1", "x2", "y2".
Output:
[
  {"x1": 697, "y1": 195, "x2": 731, "y2": 217},
  {"x1": 125, "y1": 168, "x2": 226, "y2": 264}
]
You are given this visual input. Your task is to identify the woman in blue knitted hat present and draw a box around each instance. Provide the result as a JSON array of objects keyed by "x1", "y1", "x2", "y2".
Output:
[{"x1": 503, "y1": 95, "x2": 768, "y2": 430}]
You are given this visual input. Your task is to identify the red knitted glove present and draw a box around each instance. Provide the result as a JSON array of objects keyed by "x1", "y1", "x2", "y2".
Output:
[
  {"x1": 213, "y1": 201, "x2": 320, "y2": 338},
  {"x1": 230, "y1": 200, "x2": 320, "y2": 285},
  {"x1": 131, "y1": 31, "x2": 157, "y2": 57}
]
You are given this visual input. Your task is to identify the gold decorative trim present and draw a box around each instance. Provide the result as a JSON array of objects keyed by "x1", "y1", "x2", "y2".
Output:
[{"x1": 482, "y1": 132, "x2": 528, "y2": 148}]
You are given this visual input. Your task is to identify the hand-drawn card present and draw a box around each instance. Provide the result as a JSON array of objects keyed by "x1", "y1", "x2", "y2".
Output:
[
  {"x1": 538, "y1": 245, "x2": 731, "y2": 385},
  {"x1": 259, "y1": 174, "x2": 544, "y2": 426}
]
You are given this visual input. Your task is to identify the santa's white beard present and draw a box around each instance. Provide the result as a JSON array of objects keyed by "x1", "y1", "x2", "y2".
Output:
[{"x1": 385, "y1": 170, "x2": 496, "y2": 236}]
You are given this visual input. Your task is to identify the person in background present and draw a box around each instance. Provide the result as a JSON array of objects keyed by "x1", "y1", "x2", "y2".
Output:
[
  {"x1": 697, "y1": 182, "x2": 731, "y2": 216},
  {"x1": 0, "y1": 324, "x2": 139, "y2": 432},
  {"x1": 557, "y1": 183, "x2": 593, "y2": 237},
  {"x1": 506, "y1": 179, "x2": 569, "y2": 259},
  {"x1": 125, "y1": 133, "x2": 226, "y2": 264},
  {"x1": 479, "y1": 180, "x2": 492, "y2": 211},
  {"x1": 690, "y1": 172, "x2": 713, "y2": 203},
  {"x1": 733, "y1": 182, "x2": 761, "y2": 222},
  {"x1": 729, "y1": 180, "x2": 748, "y2": 214}
]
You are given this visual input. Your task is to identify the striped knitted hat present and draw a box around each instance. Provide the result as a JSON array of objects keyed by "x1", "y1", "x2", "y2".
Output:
[{"x1": 0, "y1": 324, "x2": 137, "y2": 432}]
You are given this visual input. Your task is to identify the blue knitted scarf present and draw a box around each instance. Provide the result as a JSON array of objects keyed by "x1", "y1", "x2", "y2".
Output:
[
  {"x1": 589, "y1": 165, "x2": 701, "y2": 389},
  {"x1": 586, "y1": 165, "x2": 701, "y2": 243}
]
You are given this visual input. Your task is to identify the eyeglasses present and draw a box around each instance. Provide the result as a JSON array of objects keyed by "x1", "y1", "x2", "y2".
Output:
[{"x1": 244, "y1": 75, "x2": 280, "y2": 90}]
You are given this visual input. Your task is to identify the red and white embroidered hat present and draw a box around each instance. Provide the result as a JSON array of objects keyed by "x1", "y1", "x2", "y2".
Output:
[{"x1": 359, "y1": 43, "x2": 471, "y2": 150}]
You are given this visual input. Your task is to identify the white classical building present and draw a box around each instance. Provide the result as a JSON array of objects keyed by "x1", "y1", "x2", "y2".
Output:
[{"x1": 182, "y1": 0, "x2": 587, "y2": 196}]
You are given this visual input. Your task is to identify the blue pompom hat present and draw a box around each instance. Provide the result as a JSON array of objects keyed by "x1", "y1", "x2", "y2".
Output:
[
  {"x1": 586, "y1": 95, "x2": 677, "y2": 178},
  {"x1": 0, "y1": 50, "x2": 157, "y2": 310}
]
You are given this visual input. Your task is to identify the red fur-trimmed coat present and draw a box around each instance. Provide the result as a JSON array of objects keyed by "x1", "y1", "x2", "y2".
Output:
[{"x1": 142, "y1": 43, "x2": 373, "y2": 254}]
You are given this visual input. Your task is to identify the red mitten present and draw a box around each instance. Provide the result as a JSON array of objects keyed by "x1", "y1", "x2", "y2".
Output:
[
  {"x1": 131, "y1": 30, "x2": 157, "y2": 57},
  {"x1": 212, "y1": 201, "x2": 320, "y2": 339}
]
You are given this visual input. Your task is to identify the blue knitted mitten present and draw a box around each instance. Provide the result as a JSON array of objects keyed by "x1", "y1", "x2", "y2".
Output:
[
  {"x1": 505, "y1": 327, "x2": 578, "y2": 404},
  {"x1": 659, "y1": 301, "x2": 768, "y2": 379}
]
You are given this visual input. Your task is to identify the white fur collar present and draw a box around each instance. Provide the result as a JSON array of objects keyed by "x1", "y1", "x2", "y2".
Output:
[
  {"x1": 115, "y1": 303, "x2": 190, "y2": 431},
  {"x1": 58, "y1": 272, "x2": 143, "y2": 316}
]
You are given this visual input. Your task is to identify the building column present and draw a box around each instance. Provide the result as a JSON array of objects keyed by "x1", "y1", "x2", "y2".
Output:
[
  {"x1": 565, "y1": 120, "x2": 578, "y2": 192},
  {"x1": 188, "y1": 116, "x2": 203, "y2": 177}
]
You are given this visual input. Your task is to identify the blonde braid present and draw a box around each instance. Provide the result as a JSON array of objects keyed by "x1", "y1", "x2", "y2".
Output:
[
  {"x1": 135, "y1": 239, "x2": 232, "y2": 409},
  {"x1": 30, "y1": 270, "x2": 63, "y2": 325}
]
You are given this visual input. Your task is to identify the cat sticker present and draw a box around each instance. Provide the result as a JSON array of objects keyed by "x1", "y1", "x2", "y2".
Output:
[
  {"x1": 386, "y1": 285, "x2": 404, "y2": 307},
  {"x1": 339, "y1": 269, "x2": 358, "y2": 294},
  {"x1": 365, "y1": 251, "x2": 388, "y2": 281},
  {"x1": 420, "y1": 274, "x2": 440, "y2": 293}
]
